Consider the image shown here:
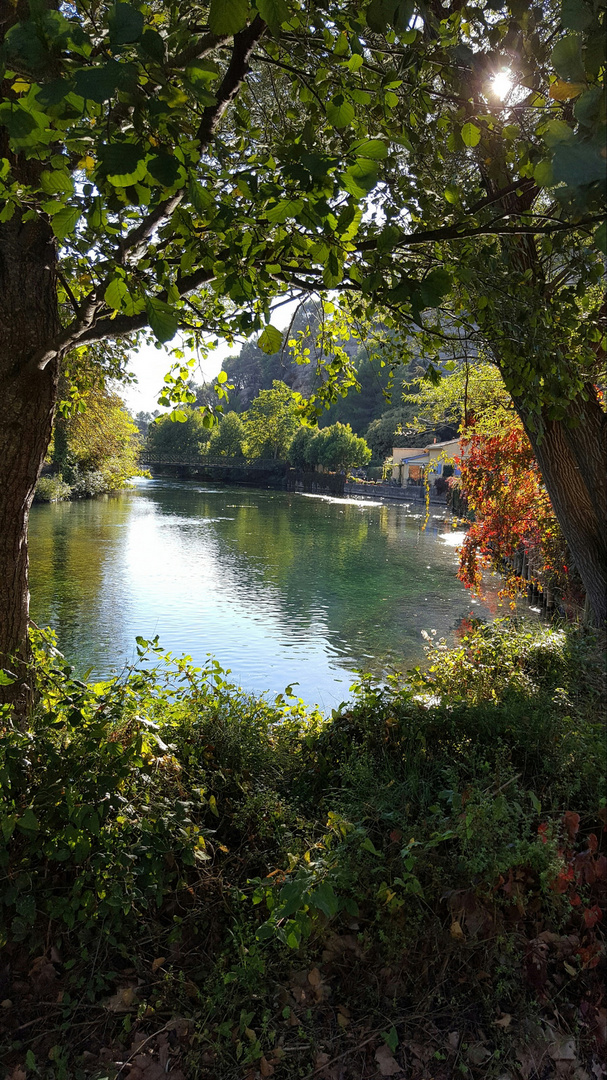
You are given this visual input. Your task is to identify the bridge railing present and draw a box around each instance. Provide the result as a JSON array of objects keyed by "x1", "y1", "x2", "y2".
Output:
[{"x1": 139, "y1": 453, "x2": 289, "y2": 469}]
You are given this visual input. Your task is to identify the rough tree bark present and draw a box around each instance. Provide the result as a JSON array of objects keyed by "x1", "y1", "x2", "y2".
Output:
[
  {"x1": 0, "y1": 211, "x2": 60, "y2": 708},
  {"x1": 517, "y1": 392, "x2": 607, "y2": 627}
]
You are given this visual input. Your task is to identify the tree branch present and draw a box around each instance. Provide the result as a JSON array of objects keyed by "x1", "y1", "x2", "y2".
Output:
[
  {"x1": 356, "y1": 214, "x2": 607, "y2": 252},
  {"x1": 197, "y1": 16, "x2": 267, "y2": 145}
]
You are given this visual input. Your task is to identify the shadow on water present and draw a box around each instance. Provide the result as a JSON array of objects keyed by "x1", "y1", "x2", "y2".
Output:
[{"x1": 28, "y1": 479, "x2": 527, "y2": 709}]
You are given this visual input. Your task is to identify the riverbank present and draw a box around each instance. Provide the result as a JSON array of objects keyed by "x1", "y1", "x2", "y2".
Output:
[
  {"x1": 1, "y1": 621, "x2": 605, "y2": 1079},
  {"x1": 344, "y1": 479, "x2": 449, "y2": 506}
]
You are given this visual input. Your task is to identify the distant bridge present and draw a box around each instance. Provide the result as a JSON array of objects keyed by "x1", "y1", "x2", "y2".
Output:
[
  {"x1": 139, "y1": 452, "x2": 289, "y2": 469},
  {"x1": 138, "y1": 453, "x2": 292, "y2": 485}
]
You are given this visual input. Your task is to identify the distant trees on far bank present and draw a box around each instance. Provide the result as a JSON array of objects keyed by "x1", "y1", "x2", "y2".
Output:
[
  {"x1": 36, "y1": 386, "x2": 141, "y2": 503},
  {"x1": 143, "y1": 381, "x2": 371, "y2": 472},
  {"x1": 289, "y1": 423, "x2": 371, "y2": 471}
]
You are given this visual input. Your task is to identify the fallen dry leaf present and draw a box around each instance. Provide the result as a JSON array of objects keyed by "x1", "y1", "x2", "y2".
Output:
[
  {"x1": 151, "y1": 956, "x2": 166, "y2": 973},
  {"x1": 105, "y1": 985, "x2": 137, "y2": 1012},
  {"x1": 307, "y1": 967, "x2": 322, "y2": 986},
  {"x1": 549, "y1": 1038, "x2": 577, "y2": 1062},
  {"x1": 450, "y1": 920, "x2": 465, "y2": 940},
  {"x1": 259, "y1": 1056, "x2": 274, "y2": 1077},
  {"x1": 375, "y1": 1044, "x2": 403, "y2": 1076},
  {"x1": 466, "y1": 1043, "x2": 491, "y2": 1065},
  {"x1": 495, "y1": 1014, "x2": 512, "y2": 1028}
]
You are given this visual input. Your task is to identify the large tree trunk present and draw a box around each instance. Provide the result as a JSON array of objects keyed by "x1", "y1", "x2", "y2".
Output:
[
  {"x1": 516, "y1": 392, "x2": 607, "y2": 627},
  {"x1": 0, "y1": 211, "x2": 60, "y2": 710}
]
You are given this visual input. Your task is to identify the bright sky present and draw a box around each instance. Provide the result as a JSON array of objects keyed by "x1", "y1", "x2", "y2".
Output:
[{"x1": 120, "y1": 298, "x2": 301, "y2": 416}]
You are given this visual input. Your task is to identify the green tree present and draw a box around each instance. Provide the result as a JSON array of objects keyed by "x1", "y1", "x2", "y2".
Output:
[
  {"x1": 66, "y1": 387, "x2": 141, "y2": 491},
  {"x1": 315, "y1": 423, "x2": 371, "y2": 471},
  {"x1": 244, "y1": 381, "x2": 303, "y2": 460},
  {"x1": 288, "y1": 426, "x2": 317, "y2": 468},
  {"x1": 208, "y1": 411, "x2": 245, "y2": 458},
  {"x1": 146, "y1": 407, "x2": 212, "y2": 460}
]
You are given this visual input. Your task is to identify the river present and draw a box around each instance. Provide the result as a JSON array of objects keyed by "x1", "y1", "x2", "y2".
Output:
[{"x1": 28, "y1": 479, "x2": 504, "y2": 709}]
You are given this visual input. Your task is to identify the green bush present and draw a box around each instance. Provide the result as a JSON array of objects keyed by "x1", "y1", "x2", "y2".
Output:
[
  {"x1": 1, "y1": 621, "x2": 604, "y2": 1077},
  {"x1": 33, "y1": 475, "x2": 72, "y2": 502}
]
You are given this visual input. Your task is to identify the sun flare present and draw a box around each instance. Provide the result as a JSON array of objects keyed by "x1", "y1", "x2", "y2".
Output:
[{"x1": 491, "y1": 70, "x2": 513, "y2": 100}]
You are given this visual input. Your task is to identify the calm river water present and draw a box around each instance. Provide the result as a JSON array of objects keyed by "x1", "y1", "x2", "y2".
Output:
[{"x1": 28, "y1": 479, "x2": 503, "y2": 709}]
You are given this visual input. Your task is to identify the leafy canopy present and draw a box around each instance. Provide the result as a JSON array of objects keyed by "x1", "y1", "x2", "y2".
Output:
[{"x1": 2, "y1": 0, "x2": 603, "y2": 417}]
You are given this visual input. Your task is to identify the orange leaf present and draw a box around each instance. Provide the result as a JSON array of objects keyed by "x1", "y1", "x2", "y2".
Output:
[
  {"x1": 563, "y1": 811, "x2": 580, "y2": 840},
  {"x1": 549, "y1": 80, "x2": 585, "y2": 100}
]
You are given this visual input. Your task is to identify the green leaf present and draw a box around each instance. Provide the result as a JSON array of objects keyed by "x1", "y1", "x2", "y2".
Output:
[
  {"x1": 146, "y1": 297, "x2": 179, "y2": 342},
  {"x1": 551, "y1": 35, "x2": 586, "y2": 83},
  {"x1": 326, "y1": 96, "x2": 355, "y2": 128},
  {"x1": 108, "y1": 4, "x2": 144, "y2": 46},
  {"x1": 351, "y1": 138, "x2": 388, "y2": 160},
  {"x1": 73, "y1": 62, "x2": 122, "y2": 103},
  {"x1": 104, "y1": 276, "x2": 142, "y2": 315},
  {"x1": 0, "y1": 102, "x2": 42, "y2": 143},
  {"x1": 561, "y1": 0, "x2": 593, "y2": 32},
  {"x1": 265, "y1": 198, "x2": 302, "y2": 224},
  {"x1": 542, "y1": 118, "x2": 575, "y2": 148},
  {"x1": 16, "y1": 808, "x2": 39, "y2": 833},
  {"x1": 258, "y1": 325, "x2": 283, "y2": 354},
  {"x1": 40, "y1": 168, "x2": 73, "y2": 195},
  {"x1": 419, "y1": 269, "x2": 452, "y2": 307},
  {"x1": 209, "y1": 0, "x2": 250, "y2": 34},
  {"x1": 342, "y1": 159, "x2": 379, "y2": 197},
  {"x1": 552, "y1": 141, "x2": 606, "y2": 186},
  {"x1": 52, "y1": 205, "x2": 81, "y2": 241},
  {"x1": 100, "y1": 142, "x2": 147, "y2": 186},
  {"x1": 361, "y1": 836, "x2": 381, "y2": 855},
  {"x1": 257, "y1": 0, "x2": 290, "y2": 32},
  {"x1": 594, "y1": 221, "x2": 607, "y2": 256},
  {"x1": 35, "y1": 78, "x2": 73, "y2": 107},
  {"x1": 323, "y1": 249, "x2": 343, "y2": 288},
  {"x1": 573, "y1": 87, "x2": 602, "y2": 128},
  {"x1": 0, "y1": 670, "x2": 16, "y2": 686},
  {"x1": 104, "y1": 276, "x2": 127, "y2": 311},
  {"x1": 140, "y1": 28, "x2": 165, "y2": 62},
  {"x1": 147, "y1": 152, "x2": 182, "y2": 187},
  {"x1": 461, "y1": 122, "x2": 481, "y2": 147},
  {"x1": 533, "y1": 159, "x2": 555, "y2": 186},
  {"x1": 310, "y1": 880, "x2": 339, "y2": 918},
  {"x1": 367, "y1": 0, "x2": 411, "y2": 34},
  {"x1": 188, "y1": 180, "x2": 214, "y2": 213},
  {"x1": 382, "y1": 1027, "x2": 399, "y2": 1053}
]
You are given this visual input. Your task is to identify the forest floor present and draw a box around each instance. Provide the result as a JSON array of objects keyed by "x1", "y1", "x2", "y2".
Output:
[{"x1": 0, "y1": 620, "x2": 605, "y2": 1080}]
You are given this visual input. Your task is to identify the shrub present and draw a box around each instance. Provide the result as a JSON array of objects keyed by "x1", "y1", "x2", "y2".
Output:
[{"x1": 33, "y1": 476, "x2": 72, "y2": 502}]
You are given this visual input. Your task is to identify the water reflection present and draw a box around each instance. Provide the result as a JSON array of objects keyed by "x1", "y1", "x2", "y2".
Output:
[{"x1": 29, "y1": 480, "x2": 510, "y2": 708}]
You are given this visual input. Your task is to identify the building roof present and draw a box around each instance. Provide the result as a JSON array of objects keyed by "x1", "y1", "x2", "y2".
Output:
[{"x1": 424, "y1": 438, "x2": 460, "y2": 451}]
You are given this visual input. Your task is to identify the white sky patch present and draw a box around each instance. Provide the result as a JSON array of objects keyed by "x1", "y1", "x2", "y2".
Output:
[{"x1": 121, "y1": 297, "x2": 302, "y2": 415}]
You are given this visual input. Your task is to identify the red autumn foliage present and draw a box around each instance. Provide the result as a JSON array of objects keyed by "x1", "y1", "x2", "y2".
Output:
[{"x1": 453, "y1": 422, "x2": 572, "y2": 604}]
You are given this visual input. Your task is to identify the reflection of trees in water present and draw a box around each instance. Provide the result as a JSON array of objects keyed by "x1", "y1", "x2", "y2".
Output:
[
  {"x1": 29, "y1": 484, "x2": 502, "y2": 684},
  {"x1": 28, "y1": 496, "x2": 130, "y2": 666}
]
